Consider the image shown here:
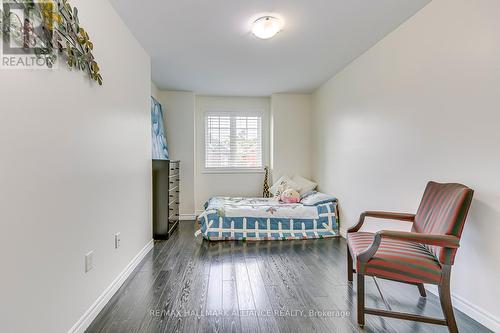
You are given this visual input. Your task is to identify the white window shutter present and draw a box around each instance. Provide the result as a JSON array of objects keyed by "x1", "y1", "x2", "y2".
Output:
[{"x1": 205, "y1": 111, "x2": 263, "y2": 169}]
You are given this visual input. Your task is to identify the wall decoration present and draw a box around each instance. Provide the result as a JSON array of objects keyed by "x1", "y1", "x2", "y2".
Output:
[
  {"x1": 0, "y1": 0, "x2": 103, "y2": 85},
  {"x1": 151, "y1": 97, "x2": 169, "y2": 160}
]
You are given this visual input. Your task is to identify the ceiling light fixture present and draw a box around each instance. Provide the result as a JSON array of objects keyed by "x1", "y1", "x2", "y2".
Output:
[{"x1": 251, "y1": 16, "x2": 284, "y2": 40}]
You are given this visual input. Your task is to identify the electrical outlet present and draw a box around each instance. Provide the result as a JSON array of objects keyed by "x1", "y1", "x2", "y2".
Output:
[
  {"x1": 85, "y1": 251, "x2": 94, "y2": 273},
  {"x1": 115, "y1": 233, "x2": 121, "y2": 249}
]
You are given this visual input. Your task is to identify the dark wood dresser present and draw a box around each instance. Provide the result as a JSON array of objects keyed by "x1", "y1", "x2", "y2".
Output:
[{"x1": 152, "y1": 160, "x2": 180, "y2": 239}]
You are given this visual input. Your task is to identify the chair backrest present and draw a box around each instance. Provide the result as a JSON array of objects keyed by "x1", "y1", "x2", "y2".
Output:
[{"x1": 413, "y1": 181, "x2": 474, "y2": 265}]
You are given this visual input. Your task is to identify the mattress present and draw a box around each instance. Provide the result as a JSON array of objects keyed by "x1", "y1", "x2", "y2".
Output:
[{"x1": 196, "y1": 197, "x2": 339, "y2": 241}]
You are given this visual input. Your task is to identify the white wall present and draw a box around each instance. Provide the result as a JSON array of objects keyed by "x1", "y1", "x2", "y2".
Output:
[
  {"x1": 195, "y1": 96, "x2": 270, "y2": 211},
  {"x1": 271, "y1": 94, "x2": 313, "y2": 181},
  {"x1": 151, "y1": 81, "x2": 160, "y2": 100},
  {"x1": 0, "y1": 1, "x2": 152, "y2": 332},
  {"x1": 312, "y1": 0, "x2": 500, "y2": 330},
  {"x1": 156, "y1": 91, "x2": 196, "y2": 217}
]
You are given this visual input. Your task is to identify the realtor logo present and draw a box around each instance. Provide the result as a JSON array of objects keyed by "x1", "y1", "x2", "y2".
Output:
[{"x1": 1, "y1": 0, "x2": 57, "y2": 69}]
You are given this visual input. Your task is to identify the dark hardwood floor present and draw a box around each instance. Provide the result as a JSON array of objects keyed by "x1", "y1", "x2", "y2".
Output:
[{"x1": 86, "y1": 221, "x2": 491, "y2": 333}]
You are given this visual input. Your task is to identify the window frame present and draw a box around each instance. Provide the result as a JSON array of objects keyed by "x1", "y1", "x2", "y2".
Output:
[{"x1": 203, "y1": 109, "x2": 265, "y2": 174}]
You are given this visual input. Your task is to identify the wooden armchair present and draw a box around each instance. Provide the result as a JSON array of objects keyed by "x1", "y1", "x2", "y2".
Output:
[{"x1": 347, "y1": 181, "x2": 474, "y2": 333}]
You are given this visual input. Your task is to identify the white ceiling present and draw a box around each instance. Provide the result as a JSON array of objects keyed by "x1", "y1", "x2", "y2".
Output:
[{"x1": 110, "y1": 0, "x2": 430, "y2": 96}]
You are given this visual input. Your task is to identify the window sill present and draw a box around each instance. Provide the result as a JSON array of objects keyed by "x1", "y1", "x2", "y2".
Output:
[{"x1": 203, "y1": 168, "x2": 265, "y2": 174}]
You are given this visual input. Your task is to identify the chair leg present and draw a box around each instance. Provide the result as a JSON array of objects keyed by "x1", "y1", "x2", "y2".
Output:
[
  {"x1": 347, "y1": 244, "x2": 353, "y2": 282},
  {"x1": 417, "y1": 283, "x2": 427, "y2": 297},
  {"x1": 439, "y1": 265, "x2": 458, "y2": 333},
  {"x1": 357, "y1": 273, "x2": 365, "y2": 327}
]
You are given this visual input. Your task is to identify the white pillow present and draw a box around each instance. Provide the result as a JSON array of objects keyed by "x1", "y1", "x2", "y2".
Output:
[
  {"x1": 301, "y1": 191, "x2": 337, "y2": 206},
  {"x1": 292, "y1": 175, "x2": 318, "y2": 195},
  {"x1": 269, "y1": 175, "x2": 300, "y2": 196}
]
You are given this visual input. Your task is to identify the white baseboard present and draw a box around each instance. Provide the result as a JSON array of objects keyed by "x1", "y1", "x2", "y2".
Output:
[
  {"x1": 179, "y1": 214, "x2": 197, "y2": 221},
  {"x1": 425, "y1": 285, "x2": 500, "y2": 332},
  {"x1": 67, "y1": 239, "x2": 154, "y2": 333}
]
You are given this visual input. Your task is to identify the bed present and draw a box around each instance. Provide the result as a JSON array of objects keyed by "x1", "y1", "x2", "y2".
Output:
[{"x1": 196, "y1": 196, "x2": 339, "y2": 241}]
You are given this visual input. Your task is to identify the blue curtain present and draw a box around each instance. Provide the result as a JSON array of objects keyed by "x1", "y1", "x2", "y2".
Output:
[{"x1": 151, "y1": 97, "x2": 169, "y2": 160}]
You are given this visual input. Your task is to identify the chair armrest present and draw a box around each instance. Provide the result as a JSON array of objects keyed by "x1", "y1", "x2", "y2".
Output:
[
  {"x1": 347, "y1": 211, "x2": 415, "y2": 233},
  {"x1": 378, "y1": 230, "x2": 460, "y2": 248},
  {"x1": 356, "y1": 230, "x2": 460, "y2": 264}
]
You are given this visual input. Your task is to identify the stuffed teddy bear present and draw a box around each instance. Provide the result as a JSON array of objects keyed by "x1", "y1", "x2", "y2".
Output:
[{"x1": 280, "y1": 188, "x2": 301, "y2": 204}]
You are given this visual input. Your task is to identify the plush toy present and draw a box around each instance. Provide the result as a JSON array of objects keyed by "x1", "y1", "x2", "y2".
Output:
[{"x1": 280, "y1": 188, "x2": 301, "y2": 204}]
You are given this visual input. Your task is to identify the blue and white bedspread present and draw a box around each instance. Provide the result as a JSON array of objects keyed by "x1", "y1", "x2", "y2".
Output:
[{"x1": 196, "y1": 197, "x2": 339, "y2": 241}]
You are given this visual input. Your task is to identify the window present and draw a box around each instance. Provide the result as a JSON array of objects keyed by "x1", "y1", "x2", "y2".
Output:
[{"x1": 205, "y1": 111, "x2": 263, "y2": 171}]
